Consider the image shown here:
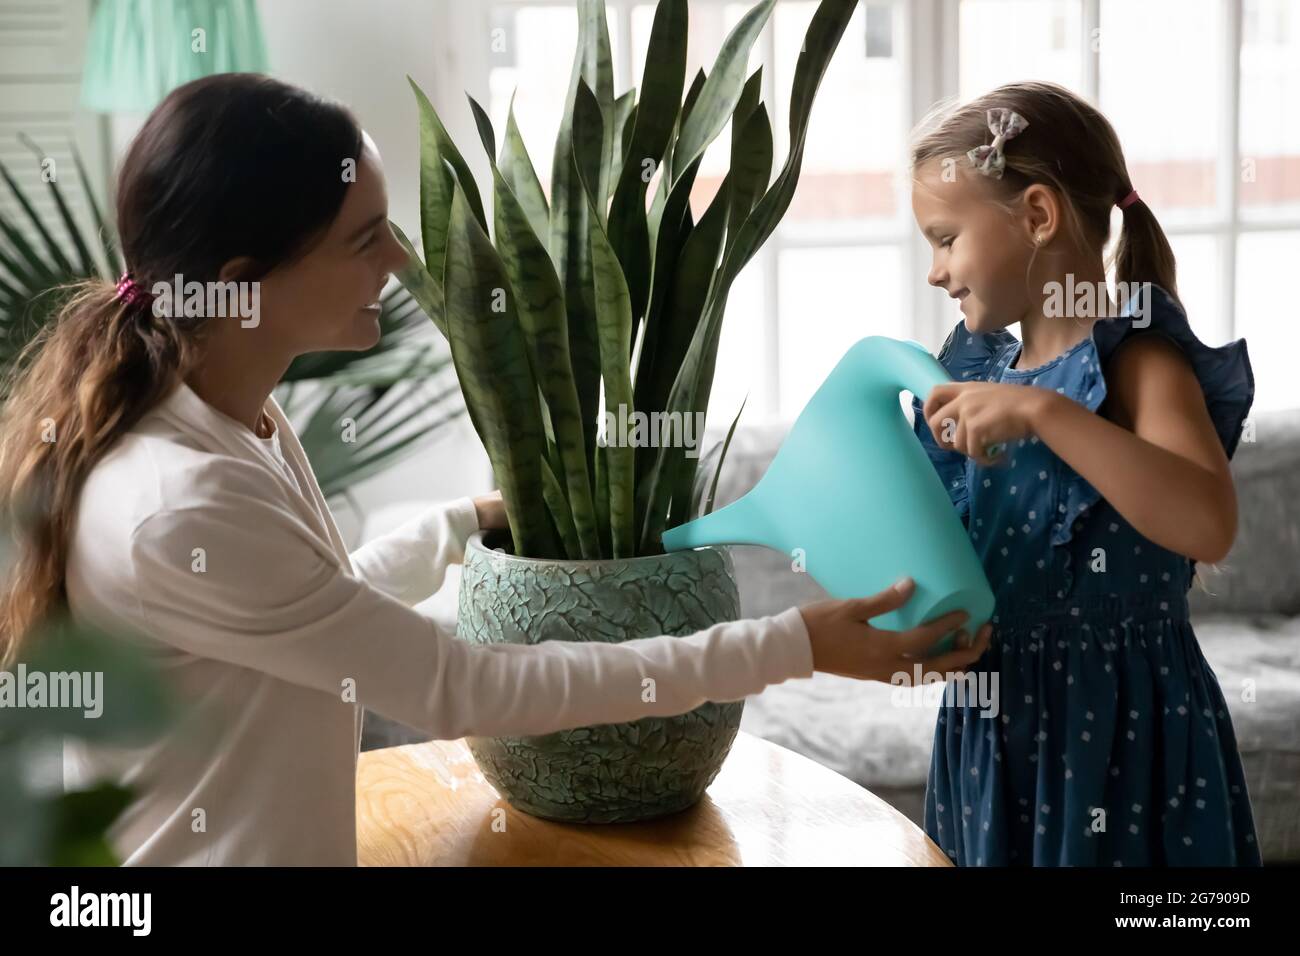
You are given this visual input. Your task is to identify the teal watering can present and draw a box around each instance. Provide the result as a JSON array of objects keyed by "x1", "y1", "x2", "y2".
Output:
[{"x1": 661, "y1": 336, "x2": 995, "y2": 654}]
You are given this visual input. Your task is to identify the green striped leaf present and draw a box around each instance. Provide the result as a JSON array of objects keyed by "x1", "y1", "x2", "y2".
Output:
[
  {"x1": 575, "y1": 110, "x2": 637, "y2": 559},
  {"x1": 608, "y1": 90, "x2": 638, "y2": 203},
  {"x1": 442, "y1": 182, "x2": 558, "y2": 557},
  {"x1": 587, "y1": 211, "x2": 637, "y2": 558},
  {"x1": 550, "y1": 7, "x2": 613, "y2": 485},
  {"x1": 649, "y1": 67, "x2": 706, "y2": 247},
  {"x1": 491, "y1": 165, "x2": 602, "y2": 559},
  {"x1": 391, "y1": 220, "x2": 447, "y2": 338},
  {"x1": 408, "y1": 75, "x2": 487, "y2": 277},
  {"x1": 636, "y1": 176, "x2": 730, "y2": 549},
  {"x1": 726, "y1": 75, "x2": 772, "y2": 246},
  {"x1": 466, "y1": 94, "x2": 496, "y2": 164},
  {"x1": 632, "y1": 155, "x2": 701, "y2": 419},
  {"x1": 647, "y1": 0, "x2": 856, "y2": 548},
  {"x1": 703, "y1": 394, "x2": 747, "y2": 516},
  {"x1": 608, "y1": 0, "x2": 688, "y2": 325},
  {"x1": 498, "y1": 94, "x2": 551, "y2": 247},
  {"x1": 540, "y1": 455, "x2": 582, "y2": 559},
  {"x1": 671, "y1": 0, "x2": 775, "y2": 181}
]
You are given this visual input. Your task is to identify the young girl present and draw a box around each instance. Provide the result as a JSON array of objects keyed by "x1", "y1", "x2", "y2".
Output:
[
  {"x1": 0, "y1": 73, "x2": 989, "y2": 865},
  {"x1": 908, "y1": 81, "x2": 1260, "y2": 866}
]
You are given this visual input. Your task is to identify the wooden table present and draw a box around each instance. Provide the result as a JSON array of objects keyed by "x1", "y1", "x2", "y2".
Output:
[{"x1": 356, "y1": 731, "x2": 951, "y2": 866}]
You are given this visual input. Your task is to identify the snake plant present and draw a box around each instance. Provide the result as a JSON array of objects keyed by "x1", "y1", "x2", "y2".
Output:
[{"x1": 398, "y1": 0, "x2": 855, "y2": 560}]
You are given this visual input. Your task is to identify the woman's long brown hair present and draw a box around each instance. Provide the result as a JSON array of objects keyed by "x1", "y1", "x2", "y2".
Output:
[{"x1": 0, "y1": 73, "x2": 362, "y2": 667}]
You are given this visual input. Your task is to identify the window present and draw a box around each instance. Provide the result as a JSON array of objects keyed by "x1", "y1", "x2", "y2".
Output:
[
  {"x1": 959, "y1": 0, "x2": 1085, "y2": 98},
  {"x1": 1098, "y1": 0, "x2": 1299, "y2": 413},
  {"x1": 865, "y1": 2, "x2": 895, "y2": 59},
  {"x1": 457, "y1": 0, "x2": 1297, "y2": 420}
]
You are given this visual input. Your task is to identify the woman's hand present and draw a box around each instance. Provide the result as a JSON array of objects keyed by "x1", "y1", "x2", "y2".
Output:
[
  {"x1": 800, "y1": 578, "x2": 992, "y2": 683},
  {"x1": 923, "y1": 381, "x2": 1054, "y2": 466},
  {"x1": 472, "y1": 490, "x2": 508, "y2": 531}
]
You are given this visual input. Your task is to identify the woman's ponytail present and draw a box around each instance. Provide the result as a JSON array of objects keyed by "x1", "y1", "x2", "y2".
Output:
[
  {"x1": 0, "y1": 72, "x2": 363, "y2": 667},
  {"x1": 0, "y1": 280, "x2": 190, "y2": 666},
  {"x1": 2, "y1": 74, "x2": 366, "y2": 665}
]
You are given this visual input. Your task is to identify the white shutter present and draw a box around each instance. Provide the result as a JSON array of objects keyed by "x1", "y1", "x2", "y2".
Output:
[{"x1": 0, "y1": 0, "x2": 110, "y2": 276}]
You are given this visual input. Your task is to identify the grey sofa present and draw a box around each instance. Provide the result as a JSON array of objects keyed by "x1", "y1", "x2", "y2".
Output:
[{"x1": 361, "y1": 410, "x2": 1299, "y2": 863}]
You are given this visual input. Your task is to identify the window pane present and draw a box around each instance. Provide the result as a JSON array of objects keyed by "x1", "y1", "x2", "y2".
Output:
[
  {"x1": 1166, "y1": 234, "x2": 1226, "y2": 345},
  {"x1": 1235, "y1": 231, "x2": 1298, "y2": 412},
  {"x1": 707, "y1": 259, "x2": 767, "y2": 424},
  {"x1": 774, "y1": 0, "x2": 906, "y2": 230},
  {"x1": 776, "y1": 246, "x2": 904, "y2": 420},
  {"x1": 1239, "y1": 0, "x2": 1300, "y2": 219},
  {"x1": 959, "y1": 1, "x2": 1084, "y2": 101},
  {"x1": 865, "y1": 3, "x2": 894, "y2": 58},
  {"x1": 1100, "y1": 0, "x2": 1221, "y2": 216}
]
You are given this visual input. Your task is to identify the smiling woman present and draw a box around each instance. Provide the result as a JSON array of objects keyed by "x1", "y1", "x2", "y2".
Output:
[{"x1": 0, "y1": 73, "x2": 370, "y2": 658}]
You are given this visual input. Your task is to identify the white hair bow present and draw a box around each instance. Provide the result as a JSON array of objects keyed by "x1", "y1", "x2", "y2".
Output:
[{"x1": 966, "y1": 108, "x2": 1029, "y2": 179}]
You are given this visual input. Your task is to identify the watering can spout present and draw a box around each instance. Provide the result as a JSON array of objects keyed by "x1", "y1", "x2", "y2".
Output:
[{"x1": 661, "y1": 494, "x2": 764, "y2": 552}]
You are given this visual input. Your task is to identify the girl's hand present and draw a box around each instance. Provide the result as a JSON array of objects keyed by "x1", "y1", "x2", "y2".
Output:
[
  {"x1": 923, "y1": 381, "x2": 1054, "y2": 467},
  {"x1": 472, "y1": 490, "x2": 508, "y2": 531},
  {"x1": 800, "y1": 578, "x2": 993, "y2": 683}
]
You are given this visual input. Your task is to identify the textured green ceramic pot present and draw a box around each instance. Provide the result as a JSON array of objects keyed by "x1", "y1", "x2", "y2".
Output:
[{"x1": 457, "y1": 530, "x2": 744, "y2": 823}]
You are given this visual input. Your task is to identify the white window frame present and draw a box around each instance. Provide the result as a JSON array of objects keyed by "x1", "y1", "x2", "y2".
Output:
[
  {"x1": 951, "y1": 0, "x2": 1300, "y2": 347},
  {"x1": 439, "y1": 0, "x2": 1294, "y2": 420}
]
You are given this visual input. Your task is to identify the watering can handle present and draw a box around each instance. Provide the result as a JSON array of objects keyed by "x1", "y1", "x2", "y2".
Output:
[{"x1": 891, "y1": 339, "x2": 1005, "y2": 461}]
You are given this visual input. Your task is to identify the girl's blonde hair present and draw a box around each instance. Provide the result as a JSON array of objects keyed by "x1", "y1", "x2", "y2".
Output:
[{"x1": 910, "y1": 80, "x2": 1179, "y2": 306}]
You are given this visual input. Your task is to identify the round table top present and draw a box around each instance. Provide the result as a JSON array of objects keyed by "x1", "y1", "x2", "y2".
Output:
[{"x1": 356, "y1": 730, "x2": 952, "y2": 866}]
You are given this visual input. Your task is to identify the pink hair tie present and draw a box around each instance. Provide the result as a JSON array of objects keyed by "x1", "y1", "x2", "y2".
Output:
[
  {"x1": 114, "y1": 272, "x2": 154, "y2": 310},
  {"x1": 1117, "y1": 188, "x2": 1141, "y2": 210}
]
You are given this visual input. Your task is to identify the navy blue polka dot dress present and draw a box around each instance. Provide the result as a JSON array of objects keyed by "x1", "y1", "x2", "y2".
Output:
[{"x1": 911, "y1": 285, "x2": 1261, "y2": 866}]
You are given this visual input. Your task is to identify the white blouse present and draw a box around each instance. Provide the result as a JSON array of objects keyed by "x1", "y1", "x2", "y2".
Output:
[{"x1": 62, "y1": 380, "x2": 813, "y2": 865}]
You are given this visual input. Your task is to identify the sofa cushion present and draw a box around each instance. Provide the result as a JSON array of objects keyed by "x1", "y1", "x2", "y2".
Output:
[{"x1": 1188, "y1": 409, "x2": 1300, "y2": 616}]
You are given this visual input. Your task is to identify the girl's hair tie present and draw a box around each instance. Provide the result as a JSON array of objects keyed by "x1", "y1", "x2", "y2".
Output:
[
  {"x1": 1117, "y1": 188, "x2": 1141, "y2": 210},
  {"x1": 966, "y1": 108, "x2": 1029, "y2": 180},
  {"x1": 114, "y1": 272, "x2": 155, "y2": 310}
]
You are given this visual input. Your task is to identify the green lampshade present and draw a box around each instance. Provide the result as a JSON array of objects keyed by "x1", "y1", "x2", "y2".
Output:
[{"x1": 81, "y1": 0, "x2": 269, "y2": 113}]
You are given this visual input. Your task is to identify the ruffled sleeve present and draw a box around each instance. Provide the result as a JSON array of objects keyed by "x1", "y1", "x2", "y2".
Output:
[
  {"x1": 1050, "y1": 284, "x2": 1256, "y2": 547},
  {"x1": 912, "y1": 319, "x2": 1020, "y2": 522}
]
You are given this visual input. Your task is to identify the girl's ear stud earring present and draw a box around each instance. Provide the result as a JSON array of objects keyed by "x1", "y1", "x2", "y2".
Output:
[{"x1": 1035, "y1": 234, "x2": 1046, "y2": 244}]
